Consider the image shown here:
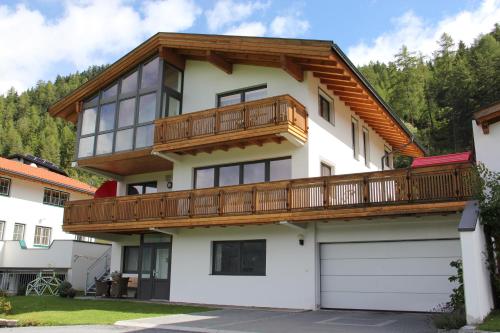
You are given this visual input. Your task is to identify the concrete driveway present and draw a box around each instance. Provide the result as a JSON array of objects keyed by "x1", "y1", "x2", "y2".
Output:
[{"x1": 114, "y1": 308, "x2": 437, "y2": 333}]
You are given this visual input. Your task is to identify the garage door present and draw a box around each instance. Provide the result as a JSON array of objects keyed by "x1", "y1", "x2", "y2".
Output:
[{"x1": 320, "y1": 239, "x2": 461, "y2": 312}]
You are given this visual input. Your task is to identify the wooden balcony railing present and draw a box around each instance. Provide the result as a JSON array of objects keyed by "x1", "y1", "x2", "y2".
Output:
[
  {"x1": 153, "y1": 95, "x2": 308, "y2": 153},
  {"x1": 64, "y1": 163, "x2": 475, "y2": 231}
]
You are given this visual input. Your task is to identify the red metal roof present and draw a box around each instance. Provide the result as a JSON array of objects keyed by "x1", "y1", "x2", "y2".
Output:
[
  {"x1": 0, "y1": 157, "x2": 96, "y2": 195},
  {"x1": 411, "y1": 152, "x2": 473, "y2": 168}
]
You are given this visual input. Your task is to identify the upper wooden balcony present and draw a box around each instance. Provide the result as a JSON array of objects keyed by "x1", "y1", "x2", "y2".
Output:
[
  {"x1": 153, "y1": 95, "x2": 308, "y2": 155},
  {"x1": 63, "y1": 162, "x2": 474, "y2": 233}
]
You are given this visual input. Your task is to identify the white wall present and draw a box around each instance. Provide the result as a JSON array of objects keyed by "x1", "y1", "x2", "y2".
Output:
[
  {"x1": 117, "y1": 171, "x2": 173, "y2": 196},
  {"x1": 473, "y1": 120, "x2": 500, "y2": 172},
  {"x1": 0, "y1": 176, "x2": 91, "y2": 247}
]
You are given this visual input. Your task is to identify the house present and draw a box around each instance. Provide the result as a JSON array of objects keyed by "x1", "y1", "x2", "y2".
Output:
[
  {"x1": 0, "y1": 155, "x2": 110, "y2": 293},
  {"x1": 49, "y1": 33, "x2": 491, "y2": 323},
  {"x1": 473, "y1": 101, "x2": 500, "y2": 173}
]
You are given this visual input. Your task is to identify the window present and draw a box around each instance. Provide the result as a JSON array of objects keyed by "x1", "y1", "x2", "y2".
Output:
[
  {"x1": 0, "y1": 221, "x2": 4, "y2": 240},
  {"x1": 194, "y1": 157, "x2": 291, "y2": 189},
  {"x1": 318, "y1": 89, "x2": 334, "y2": 124},
  {"x1": 43, "y1": 188, "x2": 70, "y2": 207},
  {"x1": 212, "y1": 240, "x2": 266, "y2": 276},
  {"x1": 351, "y1": 118, "x2": 359, "y2": 159},
  {"x1": 0, "y1": 177, "x2": 11, "y2": 196},
  {"x1": 320, "y1": 162, "x2": 333, "y2": 177},
  {"x1": 127, "y1": 182, "x2": 158, "y2": 195},
  {"x1": 122, "y1": 246, "x2": 139, "y2": 273},
  {"x1": 77, "y1": 56, "x2": 181, "y2": 158},
  {"x1": 362, "y1": 127, "x2": 370, "y2": 167},
  {"x1": 13, "y1": 223, "x2": 25, "y2": 241},
  {"x1": 34, "y1": 226, "x2": 51, "y2": 246},
  {"x1": 384, "y1": 146, "x2": 392, "y2": 168},
  {"x1": 217, "y1": 85, "x2": 267, "y2": 107}
]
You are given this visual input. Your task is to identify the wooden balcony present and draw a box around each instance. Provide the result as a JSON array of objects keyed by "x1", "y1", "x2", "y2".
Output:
[
  {"x1": 63, "y1": 163, "x2": 475, "y2": 233},
  {"x1": 153, "y1": 95, "x2": 308, "y2": 155}
]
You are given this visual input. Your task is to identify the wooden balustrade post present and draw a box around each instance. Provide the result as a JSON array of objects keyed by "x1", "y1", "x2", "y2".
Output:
[
  {"x1": 113, "y1": 201, "x2": 117, "y2": 222},
  {"x1": 187, "y1": 116, "x2": 192, "y2": 138},
  {"x1": 252, "y1": 187, "x2": 257, "y2": 213},
  {"x1": 363, "y1": 176, "x2": 370, "y2": 203},
  {"x1": 160, "y1": 195, "x2": 165, "y2": 219},
  {"x1": 214, "y1": 111, "x2": 220, "y2": 134},
  {"x1": 188, "y1": 193, "x2": 194, "y2": 217},
  {"x1": 218, "y1": 190, "x2": 224, "y2": 216},
  {"x1": 291, "y1": 105, "x2": 296, "y2": 127},
  {"x1": 454, "y1": 168, "x2": 461, "y2": 199},
  {"x1": 88, "y1": 203, "x2": 92, "y2": 223},
  {"x1": 134, "y1": 199, "x2": 139, "y2": 221},
  {"x1": 323, "y1": 179, "x2": 329, "y2": 208},
  {"x1": 287, "y1": 183, "x2": 292, "y2": 211},
  {"x1": 407, "y1": 169, "x2": 413, "y2": 201},
  {"x1": 274, "y1": 99, "x2": 279, "y2": 124},
  {"x1": 244, "y1": 106, "x2": 249, "y2": 129}
]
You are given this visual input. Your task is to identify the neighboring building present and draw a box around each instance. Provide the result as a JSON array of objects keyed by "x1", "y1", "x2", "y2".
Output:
[
  {"x1": 473, "y1": 101, "x2": 500, "y2": 172},
  {"x1": 49, "y1": 33, "x2": 491, "y2": 323},
  {"x1": 0, "y1": 155, "x2": 110, "y2": 292}
]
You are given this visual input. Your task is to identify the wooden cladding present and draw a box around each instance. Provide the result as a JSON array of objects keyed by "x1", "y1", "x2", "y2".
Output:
[
  {"x1": 64, "y1": 162, "x2": 474, "y2": 231},
  {"x1": 153, "y1": 95, "x2": 308, "y2": 154}
]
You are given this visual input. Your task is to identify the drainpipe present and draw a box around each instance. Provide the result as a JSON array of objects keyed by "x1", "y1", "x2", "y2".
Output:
[{"x1": 381, "y1": 136, "x2": 415, "y2": 171}]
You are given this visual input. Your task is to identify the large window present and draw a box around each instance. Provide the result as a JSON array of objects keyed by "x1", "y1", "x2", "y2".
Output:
[
  {"x1": 212, "y1": 240, "x2": 266, "y2": 276},
  {"x1": 0, "y1": 177, "x2": 10, "y2": 196},
  {"x1": 217, "y1": 85, "x2": 267, "y2": 107},
  {"x1": 127, "y1": 182, "x2": 158, "y2": 195},
  {"x1": 34, "y1": 226, "x2": 51, "y2": 246},
  {"x1": 13, "y1": 223, "x2": 25, "y2": 241},
  {"x1": 318, "y1": 89, "x2": 334, "y2": 124},
  {"x1": 43, "y1": 188, "x2": 69, "y2": 207},
  {"x1": 122, "y1": 246, "x2": 139, "y2": 273},
  {"x1": 0, "y1": 221, "x2": 4, "y2": 240},
  {"x1": 362, "y1": 127, "x2": 370, "y2": 167},
  {"x1": 194, "y1": 157, "x2": 291, "y2": 189},
  {"x1": 77, "y1": 57, "x2": 183, "y2": 158}
]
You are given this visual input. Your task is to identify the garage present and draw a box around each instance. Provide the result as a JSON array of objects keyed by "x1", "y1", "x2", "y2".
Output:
[{"x1": 320, "y1": 239, "x2": 461, "y2": 312}]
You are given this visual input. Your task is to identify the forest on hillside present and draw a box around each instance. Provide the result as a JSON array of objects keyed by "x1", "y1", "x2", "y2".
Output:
[{"x1": 0, "y1": 25, "x2": 498, "y2": 186}]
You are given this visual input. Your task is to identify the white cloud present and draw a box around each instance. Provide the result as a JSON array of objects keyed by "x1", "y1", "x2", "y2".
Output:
[
  {"x1": 0, "y1": 0, "x2": 201, "y2": 94},
  {"x1": 205, "y1": 0, "x2": 269, "y2": 32},
  {"x1": 347, "y1": 0, "x2": 500, "y2": 65},
  {"x1": 270, "y1": 14, "x2": 309, "y2": 37},
  {"x1": 224, "y1": 21, "x2": 267, "y2": 36}
]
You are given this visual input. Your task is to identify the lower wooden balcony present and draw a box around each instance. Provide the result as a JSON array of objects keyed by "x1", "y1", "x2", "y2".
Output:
[
  {"x1": 63, "y1": 163, "x2": 475, "y2": 233},
  {"x1": 153, "y1": 94, "x2": 308, "y2": 155}
]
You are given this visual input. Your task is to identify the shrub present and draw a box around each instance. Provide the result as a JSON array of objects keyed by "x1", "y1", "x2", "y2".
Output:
[
  {"x1": 432, "y1": 305, "x2": 466, "y2": 330},
  {"x1": 57, "y1": 281, "x2": 73, "y2": 298},
  {"x1": 67, "y1": 288, "x2": 77, "y2": 299},
  {"x1": 0, "y1": 297, "x2": 12, "y2": 314}
]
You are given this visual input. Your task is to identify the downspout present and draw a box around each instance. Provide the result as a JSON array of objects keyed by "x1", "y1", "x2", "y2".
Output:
[{"x1": 381, "y1": 136, "x2": 416, "y2": 171}]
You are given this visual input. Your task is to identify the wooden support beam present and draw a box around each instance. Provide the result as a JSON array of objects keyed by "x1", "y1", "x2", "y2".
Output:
[
  {"x1": 206, "y1": 50, "x2": 233, "y2": 74},
  {"x1": 302, "y1": 65, "x2": 344, "y2": 74},
  {"x1": 345, "y1": 102, "x2": 378, "y2": 111},
  {"x1": 320, "y1": 78, "x2": 358, "y2": 87},
  {"x1": 280, "y1": 55, "x2": 304, "y2": 82},
  {"x1": 159, "y1": 47, "x2": 186, "y2": 70},
  {"x1": 339, "y1": 96, "x2": 374, "y2": 105},
  {"x1": 313, "y1": 72, "x2": 351, "y2": 81},
  {"x1": 328, "y1": 85, "x2": 364, "y2": 94}
]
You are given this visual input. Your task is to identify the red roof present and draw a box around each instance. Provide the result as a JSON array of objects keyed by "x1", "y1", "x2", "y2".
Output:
[
  {"x1": 0, "y1": 157, "x2": 95, "y2": 195},
  {"x1": 411, "y1": 152, "x2": 473, "y2": 168}
]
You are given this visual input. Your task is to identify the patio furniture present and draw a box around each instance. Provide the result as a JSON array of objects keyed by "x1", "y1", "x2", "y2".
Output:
[
  {"x1": 94, "y1": 278, "x2": 109, "y2": 297},
  {"x1": 110, "y1": 277, "x2": 129, "y2": 298}
]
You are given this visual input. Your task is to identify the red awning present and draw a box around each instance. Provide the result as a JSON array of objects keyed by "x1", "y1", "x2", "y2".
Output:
[
  {"x1": 94, "y1": 180, "x2": 117, "y2": 198},
  {"x1": 411, "y1": 152, "x2": 473, "y2": 168}
]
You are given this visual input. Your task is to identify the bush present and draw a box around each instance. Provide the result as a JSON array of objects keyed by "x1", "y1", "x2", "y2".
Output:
[
  {"x1": 432, "y1": 305, "x2": 466, "y2": 330},
  {"x1": 67, "y1": 288, "x2": 77, "y2": 299},
  {"x1": 0, "y1": 297, "x2": 12, "y2": 314},
  {"x1": 57, "y1": 281, "x2": 73, "y2": 298}
]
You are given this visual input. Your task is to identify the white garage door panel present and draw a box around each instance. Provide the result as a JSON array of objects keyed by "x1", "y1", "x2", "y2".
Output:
[{"x1": 320, "y1": 239, "x2": 460, "y2": 312}]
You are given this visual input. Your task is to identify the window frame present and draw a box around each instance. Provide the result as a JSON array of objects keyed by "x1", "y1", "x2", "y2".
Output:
[
  {"x1": 320, "y1": 162, "x2": 333, "y2": 177},
  {"x1": 43, "y1": 188, "x2": 70, "y2": 207},
  {"x1": 318, "y1": 89, "x2": 334, "y2": 125},
  {"x1": 362, "y1": 127, "x2": 370, "y2": 167},
  {"x1": 0, "y1": 221, "x2": 4, "y2": 240},
  {"x1": 194, "y1": 156, "x2": 291, "y2": 189},
  {"x1": 351, "y1": 117, "x2": 359, "y2": 160},
  {"x1": 34, "y1": 226, "x2": 52, "y2": 247},
  {"x1": 13, "y1": 223, "x2": 25, "y2": 241},
  {"x1": 384, "y1": 145, "x2": 392, "y2": 168},
  {"x1": 0, "y1": 177, "x2": 11, "y2": 196},
  {"x1": 122, "y1": 246, "x2": 140, "y2": 274},
  {"x1": 216, "y1": 84, "x2": 267, "y2": 107},
  {"x1": 212, "y1": 239, "x2": 266, "y2": 276},
  {"x1": 126, "y1": 181, "x2": 158, "y2": 195}
]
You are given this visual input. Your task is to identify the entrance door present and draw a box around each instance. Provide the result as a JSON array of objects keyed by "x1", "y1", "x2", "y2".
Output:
[{"x1": 139, "y1": 242, "x2": 171, "y2": 300}]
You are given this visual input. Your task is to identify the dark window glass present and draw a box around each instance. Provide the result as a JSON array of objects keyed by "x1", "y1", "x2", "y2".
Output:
[
  {"x1": 123, "y1": 246, "x2": 139, "y2": 273},
  {"x1": 195, "y1": 168, "x2": 215, "y2": 189},
  {"x1": 81, "y1": 107, "x2": 97, "y2": 135},
  {"x1": 118, "y1": 98, "x2": 136, "y2": 128},
  {"x1": 217, "y1": 85, "x2": 267, "y2": 107},
  {"x1": 115, "y1": 129, "x2": 134, "y2": 152},
  {"x1": 321, "y1": 163, "x2": 332, "y2": 177},
  {"x1": 352, "y1": 119, "x2": 358, "y2": 158},
  {"x1": 78, "y1": 136, "x2": 94, "y2": 158},
  {"x1": 96, "y1": 132, "x2": 114, "y2": 155},
  {"x1": 141, "y1": 246, "x2": 152, "y2": 278},
  {"x1": 0, "y1": 177, "x2": 11, "y2": 196},
  {"x1": 219, "y1": 165, "x2": 240, "y2": 187},
  {"x1": 319, "y1": 94, "x2": 331, "y2": 122},
  {"x1": 138, "y1": 93, "x2": 156, "y2": 124},
  {"x1": 99, "y1": 103, "x2": 116, "y2": 132},
  {"x1": 363, "y1": 129, "x2": 369, "y2": 166},
  {"x1": 212, "y1": 240, "x2": 266, "y2": 276},
  {"x1": 141, "y1": 57, "x2": 159, "y2": 89},
  {"x1": 135, "y1": 124, "x2": 154, "y2": 148},
  {"x1": 127, "y1": 182, "x2": 157, "y2": 195},
  {"x1": 43, "y1": 188, "x2": 69, "y2": 207},
  {"x1": 102, "y1": 83, "x2": 118, "y2": 100},
  {"x1": 384, "y1": 147, "x2": 392, "y2": 168},
  {"x1": 121, "y1": 71, "x2": 138, "y2": 95},
  {"x1": 269, "y1": 159, "x2": 291, "y2": 181},
  {"x1": 243, "y1": 162, "x2": 265, "y2": 184}
]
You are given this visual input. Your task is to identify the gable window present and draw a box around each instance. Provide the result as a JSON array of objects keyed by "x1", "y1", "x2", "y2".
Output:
[
  {"x1": 13, "y1": 223, "x2": 25, "y2": 241},
  {"x1": 212, "y1": 240, "x2": 266, "y2": 276},
  {"x1": 217, "y1": 85, "x2": 267, "y2": 107},
  {"x1": 384, "y1": 146, "x2": 392, "y2": 168},
  {"x1": 362, "y1": 127, "x2": 370, "y2": 167},
  {"x1": 77, "y1": 57, "x2": 183, "y2": 159},
  {"x1": 0, "y1": 221, "x2": 4, "y2": 240},
  {"x1": 0, "y1": 177, "x2": 10, "y2": 196},
  {"x1": 122, "y1": 246, "x2": 139, "y2": 273},
  {"x1": 34, "y1": 226, "x2": 51, "y2": 246},
  {"x1": 320, "y1": 162, "x2": 333, "y2": 177},
  {"x1": 127, "y1": 182, "x2": 158, "y2": 195},
  {"x1": 194, "y1": 157, "x2": 291, "y2": 189},
  {"x1": 43, "y1": 188, "x2": 69, "y2": 207},
  {"x1": 351, "y1": 118, "x2": 359, "y2": 159},
  {"x1": 318, "y1": 89, "x2": 334, "y2": 124}
]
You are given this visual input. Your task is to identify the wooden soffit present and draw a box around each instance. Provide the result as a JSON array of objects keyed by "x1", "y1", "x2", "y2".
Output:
[{"x1": 49, "y1": 33, "x2": 424, "y2": 157}]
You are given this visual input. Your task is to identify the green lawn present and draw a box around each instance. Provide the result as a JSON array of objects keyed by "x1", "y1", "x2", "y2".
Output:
[
  {"x1": 478, "y1": 310, "x2": 500, "y2": 331},
  {"x1": 3, "y1": 296, "x2": 211, "y2": 326}
]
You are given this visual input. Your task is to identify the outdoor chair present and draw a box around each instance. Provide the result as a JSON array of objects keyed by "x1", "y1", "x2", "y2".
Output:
[
  {"x1": 110, "y1": 277, "x2": 129, "y2": 298},
  {"x1": 94, "y1": 278, "x2": 108, "y2": 297}
]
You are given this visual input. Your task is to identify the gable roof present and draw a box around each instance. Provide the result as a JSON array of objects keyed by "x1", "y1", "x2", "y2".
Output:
[
  {"x1": 49, "y1": 33, "x2": 425, "y2": 157},
  {"x1": 0, "y1": 157, "x2": 95, "y2": 195},
  {"x1": 411, "y1": 152, "x2": 473, "y2": 168}
]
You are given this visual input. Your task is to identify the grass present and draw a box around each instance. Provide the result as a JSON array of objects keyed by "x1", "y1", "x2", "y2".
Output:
[
  {"x1": 478, "y1": 310, "x2": 500, "y2": 331},
  {"x1": 2, "y1": 296, "x2": 211, "y2": 326}
]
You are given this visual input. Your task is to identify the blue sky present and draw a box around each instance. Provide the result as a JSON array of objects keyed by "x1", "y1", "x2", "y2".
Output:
[{"x1": 0, "y1": 0, "x2": 498, "y2": 94}]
